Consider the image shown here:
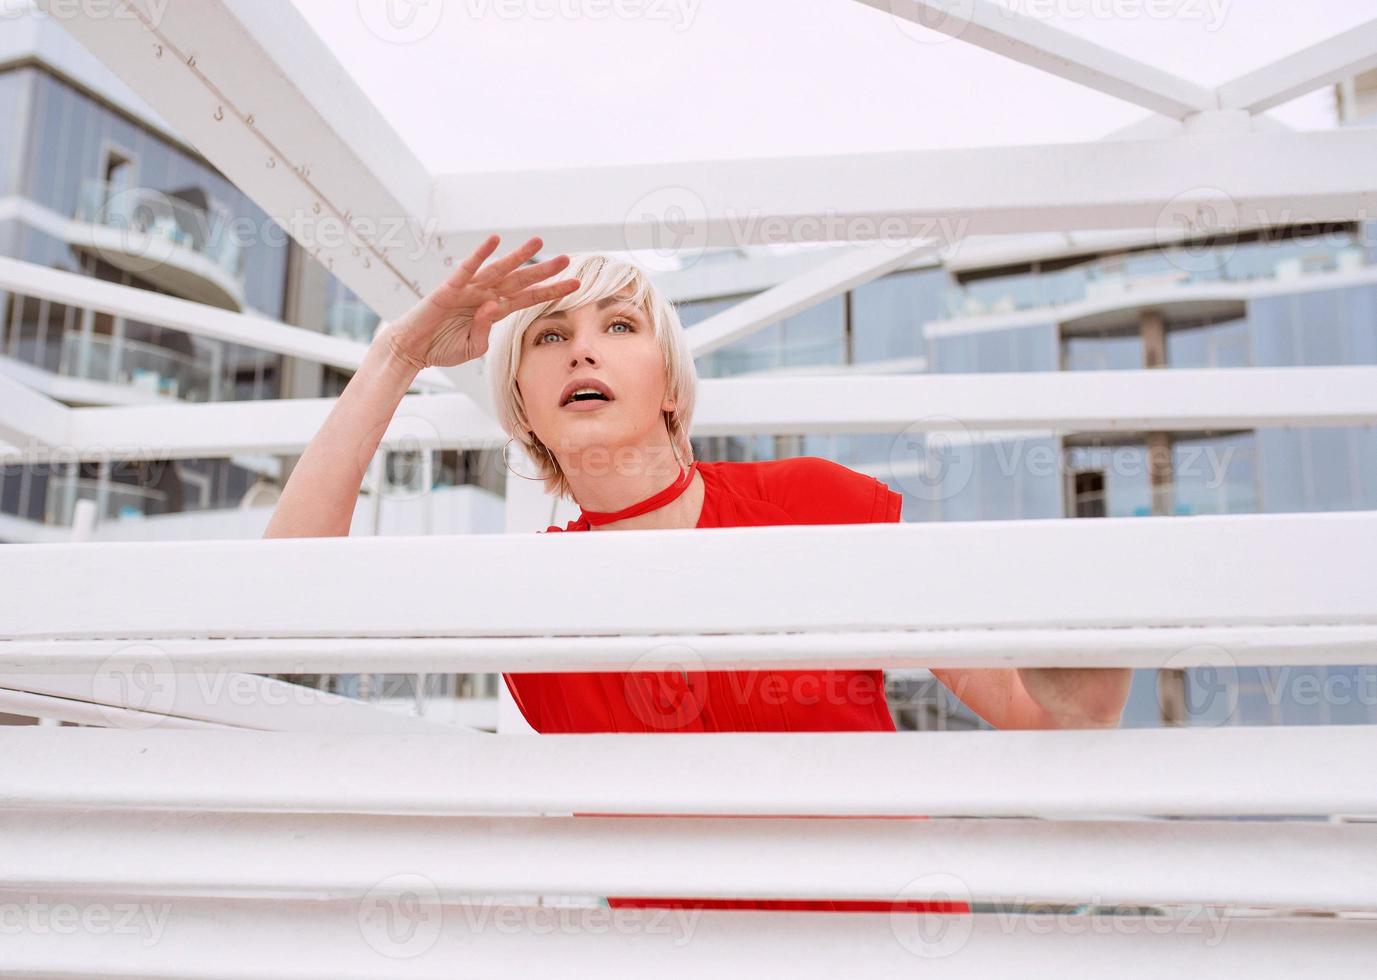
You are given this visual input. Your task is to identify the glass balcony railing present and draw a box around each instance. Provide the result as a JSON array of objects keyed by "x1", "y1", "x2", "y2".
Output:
[
  {"x1": 45, "y1": 477, "x2": 168, "y2": 526},
  {"x1": 76, "y1": 178, "x2": 245, "y2": 282},
  {"x1": 943, "y1": 239, "x2": 1369, "y2": 319},
  {"x1": 59, "y1": 331, "x2": 216, "y2": 402}
]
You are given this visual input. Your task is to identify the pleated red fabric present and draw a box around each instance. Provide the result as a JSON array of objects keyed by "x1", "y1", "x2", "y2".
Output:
[{"x1": 503, "y1": 455, "x2": 971, "y2": 915}]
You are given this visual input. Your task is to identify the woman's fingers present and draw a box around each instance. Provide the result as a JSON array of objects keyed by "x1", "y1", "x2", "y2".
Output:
[
  {"x1": 505, "y1": 276, "x2": 581, "y2": 312},
  {"x1": 470, "y1": 235, "x2": 545, "y2": 287},
  {"x1": 495, "y1": 253, "x2": 572, "y2": 294},
  {"x1": 448, "y1": 233, "x2": 501, "y2": 291}
]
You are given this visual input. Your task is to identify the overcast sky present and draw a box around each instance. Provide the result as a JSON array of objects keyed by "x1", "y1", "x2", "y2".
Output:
[{"x1": 290, "y1": 0, "x2": 1371, "y2": 173}]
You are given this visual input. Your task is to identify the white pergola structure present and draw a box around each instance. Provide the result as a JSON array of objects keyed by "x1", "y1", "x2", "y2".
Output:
[{"x1": 2, "y1": 0, "x2": 1376, "y2": 973}]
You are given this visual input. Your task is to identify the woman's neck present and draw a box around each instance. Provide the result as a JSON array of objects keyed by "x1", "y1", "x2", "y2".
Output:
[{"x1": 585, "y1": 467, "x2": 705, "y2": 531}]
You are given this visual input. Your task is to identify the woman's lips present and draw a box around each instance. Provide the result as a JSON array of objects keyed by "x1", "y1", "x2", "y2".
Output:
[{"x1": 560, "y1": 397, "x2": 614, "y2": 412}]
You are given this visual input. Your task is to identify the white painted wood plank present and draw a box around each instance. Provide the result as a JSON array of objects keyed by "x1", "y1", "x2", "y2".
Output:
[
  {"x1": 7, "y1": 365, "x2": 1376, "y2": 463},
  {"x1": 0, "y1": 624, "x2": 1373, "y2": 674},
  {"x1": 432, "y1": 128, "x2": 1377, "y2": 249},
  {"x1": 1, "y1": 513, "x2": 1373, "y2": 641},
  {"x1": 3, "y1": 727, "x2": 1373, "y2": 817},
  {"x1": 3, "y1": 809, "x2": 1372, "y2": 910},
  {"x1": 1, "y1": 892, "x2": 1369, "y2": 980}
]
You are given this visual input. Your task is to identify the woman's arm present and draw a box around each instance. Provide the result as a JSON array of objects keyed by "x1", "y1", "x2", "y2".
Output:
[
  {"x1": 261, "y1": 327, "x2": 420, "y2": 538},
  {"x1": 262, "y1": 234, "x2": 579, "y2": 539},
  {"x1": 931, "y1": 666, "x2": 1133, "y2": 730}
]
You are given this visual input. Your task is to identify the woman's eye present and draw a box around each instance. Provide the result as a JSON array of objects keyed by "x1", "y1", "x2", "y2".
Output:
[
  {"x1": 609, "y1": 319, "x2": 633, "y2": 333},
  {"x1": 536, "y1": 331, "x2": 561, "y2": 345}
]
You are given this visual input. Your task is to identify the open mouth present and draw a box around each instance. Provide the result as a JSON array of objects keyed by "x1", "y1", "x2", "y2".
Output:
[{"x1": 560, "y1": 380, "x2": 616, "y2": 407}]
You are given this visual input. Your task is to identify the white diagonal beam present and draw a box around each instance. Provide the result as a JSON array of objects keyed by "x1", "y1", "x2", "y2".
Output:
[
  {"x1": 432, "y1": 128, "x2": 1377, "y2": 251},
  {"x1": 0, "y1": 373, "x2": 69, "y2": 447},
  {"x1": 851, "y1": 0, "x2": 1216, "y2": 118},
  {"x1": 5, "y1": 726, "x2": 1376, "y2": 817},
  {"x1": 0, "y1": 672, "x2": 462, "y2": 734},
  {"x1": 1, "y1": 512, "x2": 1373, "y2": 642},
  {"x1": 1216, "y1": 18, "x2": 1377, "y2": 114},
  {"x1": 0, "y1": 256, "x2": 457, "y2": 392},
  {"x1": 685, "y1": 239, "x2": 939, "y2": 356},
  {"x1": 38, "y1": 0, "x2": 491, "y2": 413}
]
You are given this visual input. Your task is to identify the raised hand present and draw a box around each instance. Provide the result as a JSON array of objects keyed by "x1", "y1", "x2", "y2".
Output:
[{"x1": 383, "y1": 234, "x2": 580, "y2": 370}]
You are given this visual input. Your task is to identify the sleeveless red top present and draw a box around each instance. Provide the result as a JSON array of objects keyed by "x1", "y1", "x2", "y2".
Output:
[{"x1": 504, "y1": 455, "x2": 969, "y2": 915}]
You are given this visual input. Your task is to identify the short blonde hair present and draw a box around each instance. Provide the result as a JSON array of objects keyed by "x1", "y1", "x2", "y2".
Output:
[{"x1": 485, "y1": 252, "x2": 698, "y2": 501}]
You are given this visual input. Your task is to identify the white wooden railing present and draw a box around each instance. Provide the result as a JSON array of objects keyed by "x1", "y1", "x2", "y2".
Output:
[{"x1": 0, "y1": 516, "x2": 1375, "y2": 975}]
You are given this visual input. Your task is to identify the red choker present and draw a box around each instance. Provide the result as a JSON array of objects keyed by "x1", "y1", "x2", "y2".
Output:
[{"x1": 578, "y1": 461, "x2": 699, "y2": 527}]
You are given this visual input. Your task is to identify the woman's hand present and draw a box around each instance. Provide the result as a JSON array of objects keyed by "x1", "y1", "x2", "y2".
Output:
[{"x1": 382, "y1": 234, "x2": 580, "y2": 371}]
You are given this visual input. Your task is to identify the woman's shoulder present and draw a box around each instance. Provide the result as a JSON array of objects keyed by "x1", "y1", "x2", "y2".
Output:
[{"x1": 700, "y1": 456, "x2": 901, "y2": 524}]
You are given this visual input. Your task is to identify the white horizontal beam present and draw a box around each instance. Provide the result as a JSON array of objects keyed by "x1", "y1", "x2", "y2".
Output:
[
  {"x1": 689, "y1": 366, "x2": 1377, "y2": 435},
  {"x1": 852, "y1": 0, "x2": 1216, "y2": 118},
  {"x1": 5, "y1": 364, "x2": 1375, "y2": 463},
  {"x1": 0, "y1": 256, "x2": 457, "y2": 392},
  {"x1": 0, "y1": 391, "x2": 505, "y2": 464},
  {"x1": 6, "y1": 809, "x2": 1373, "y2": 910},
  {"x1": 3, "y1": 891, "x2": 1370, "y2": 980},
  {"x1": 1, "y1": 512, "x2": 1373, "y2": 643},
  {"x1": 1216, "y1": 18, "x2": 1377, "y2": 114},
  {"x1": 0, "y1": 372, "x2": 68, "y2": 447},
  {"x1": 2, "y1": 624, "x2": 1373, "y2": 674},
  {"x1": 5, "y1": 726, "x2": 1375, "y2": 817},
  {"x1": 431, "y1": 128, "x2": 1377, "y2": 250},
  {"x1": 686, "y1": 239, "x2": 939, "y2": 356}
]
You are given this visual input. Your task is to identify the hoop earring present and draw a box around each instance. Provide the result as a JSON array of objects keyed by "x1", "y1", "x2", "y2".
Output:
[{"x1": 501, "y1": 436, "x2": 547, "y2": 481}]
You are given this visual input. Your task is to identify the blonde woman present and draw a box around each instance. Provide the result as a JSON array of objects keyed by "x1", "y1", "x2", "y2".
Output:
[{"x1": 266, "y1": 233, "x2": 1131, "y2": 913}]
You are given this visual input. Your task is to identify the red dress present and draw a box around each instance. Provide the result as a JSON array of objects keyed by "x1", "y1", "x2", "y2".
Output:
[{"x1": 503, "y1": 455, "x2": 970, "y2": 914}]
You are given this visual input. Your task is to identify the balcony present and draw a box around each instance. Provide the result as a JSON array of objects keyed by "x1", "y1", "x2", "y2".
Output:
[
  {"x1": 58, "y1": 330, "x2": 217, "y2": 402},
  {"x1": 74, "y1": 179, "x2": 246, "y2": 311},
  {"x1": 945, "y1": 240, "x2": 1370, "y2": 320}
]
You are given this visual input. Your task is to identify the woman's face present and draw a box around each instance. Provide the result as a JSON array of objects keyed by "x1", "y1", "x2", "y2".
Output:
[{"x1": 516, "y1": 289, "x2": 674, "y2": 464}]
